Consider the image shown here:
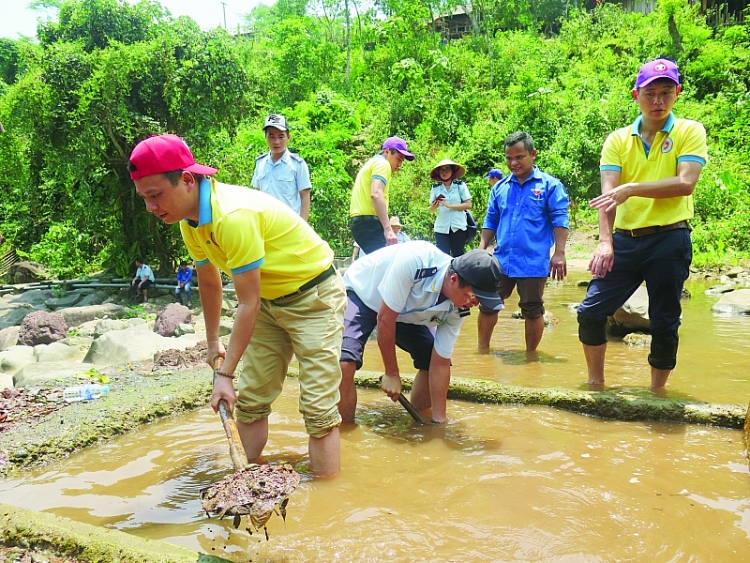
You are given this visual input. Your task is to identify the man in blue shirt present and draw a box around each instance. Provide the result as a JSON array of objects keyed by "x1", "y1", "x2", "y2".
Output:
[
  {"x1": 251, "y1": 114, "x2": 312, "y2": 221},
  {"x1": 175, "y1": 261, "x2": 193, "y2": 307},
  {"x1": 478, "y1": 132, "x2": 570, "y2": 352}
]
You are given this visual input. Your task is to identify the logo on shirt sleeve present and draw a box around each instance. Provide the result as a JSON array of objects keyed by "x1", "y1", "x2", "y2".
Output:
[
  {"x1": 662, "y1": 138, "x2": 673, "y2": 153},
  {"x1": 414, "y1": 267, "x2": 438, "y2": 280}
]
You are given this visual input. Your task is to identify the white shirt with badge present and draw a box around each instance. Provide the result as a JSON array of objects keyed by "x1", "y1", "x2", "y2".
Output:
[
  {"x1": 251, "y1": 149, "x2": 311, "y2": 215},
  {"x1": 343, "y1": 240, "x2": 465, "y2": 359}
]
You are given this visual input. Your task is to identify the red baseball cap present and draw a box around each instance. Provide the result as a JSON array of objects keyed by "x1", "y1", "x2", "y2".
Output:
[{"x1": 129, "y1": 134, "x2": 218, "y2": 180}]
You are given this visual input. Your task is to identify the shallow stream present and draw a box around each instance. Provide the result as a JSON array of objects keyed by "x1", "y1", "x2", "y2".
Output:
[{"x1": 1, "y1": 273, "x2": 749, "y2": 562}]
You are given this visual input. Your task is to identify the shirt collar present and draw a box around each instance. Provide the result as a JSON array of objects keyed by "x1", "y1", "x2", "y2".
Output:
[
  {"x1": 511, "y1": 165, "x2": 542, "y2": 186},
  {"x1": 630, "y1": 112, "x2": 675, "y2": 136},
  {"x1": 184, "y1": 177, "x2": 213, "y2": 228},
  {"x1": 269, "y1": 149, "x2": 291, "y2": 165}
]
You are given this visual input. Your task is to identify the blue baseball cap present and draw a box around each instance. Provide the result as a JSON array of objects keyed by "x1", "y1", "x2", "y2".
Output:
[{"x1": 485, "y1": 169, "x2": 502, "y2": 179}]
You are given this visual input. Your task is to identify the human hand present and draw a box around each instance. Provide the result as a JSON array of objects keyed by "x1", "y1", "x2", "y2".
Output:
[
  {"x1": 550, "y1": 252, "x2": 567, "y2": 281},
  {"x1": 380, "y1": 373, "x2": 402, "y2": 402},
  {"x1": 206, "y1": 341, "x2": 226, "y2": 370},
  {"x1": 210, "y1": 374, "x2": 237, "y2": 414},
  {"x1": 588, "y1": 240, "x2": 614, "y2": 278},
  {"x1": 589, "y1": 184, "x2": 632, "y2": 213},
  {"x1": 384, "y1": 226, "x2": 398, "y2": 246}
]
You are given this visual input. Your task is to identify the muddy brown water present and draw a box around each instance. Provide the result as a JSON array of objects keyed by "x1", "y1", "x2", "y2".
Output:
[{"x1": 1, "y1": 274, "x2": 749, "y2": 562}]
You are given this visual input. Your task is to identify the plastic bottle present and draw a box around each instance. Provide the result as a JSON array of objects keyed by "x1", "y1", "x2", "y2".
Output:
[{"x1": 62, "y1": 383, "x2": 110, "y2": 403}]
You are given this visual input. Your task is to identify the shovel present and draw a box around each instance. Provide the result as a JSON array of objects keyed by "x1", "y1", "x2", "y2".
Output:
[
  {"x1": 199, "y1": 358, "x2": 300, "y2": 536},
  {"x1": 380, "y1": 375, "x2": 432, "y2": 425}
]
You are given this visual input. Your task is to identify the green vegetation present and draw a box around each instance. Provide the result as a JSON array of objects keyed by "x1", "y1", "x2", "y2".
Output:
[{"x1": 0, "y1": 0, "x2": 748, "y2": 276}]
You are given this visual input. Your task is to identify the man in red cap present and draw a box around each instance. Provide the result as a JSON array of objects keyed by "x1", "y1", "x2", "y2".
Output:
[
  {"x1": 349, "y1": 136, "x2": 414, "y2": 254},
  {"x1": 128, "y1": 134, "x2": 347, "y2": 476},
  {"x1": 577, "y1": 58, "x2": 708, "y2": 389}
]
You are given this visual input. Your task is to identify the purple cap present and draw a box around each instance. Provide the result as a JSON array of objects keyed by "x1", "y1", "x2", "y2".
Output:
[
  {"x1": 635, "y1": 59, "x2": 680, "y2": 89},
  {"x1": 485, "y1": 169, "x2": 503, "y2": 179},
  {"x1": 382, "y1": 136, "x2": 415, "y2": 161}
]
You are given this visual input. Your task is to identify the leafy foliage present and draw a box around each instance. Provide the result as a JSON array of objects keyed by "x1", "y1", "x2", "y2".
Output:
[{"x1": 1, "y1": 0, "x2": 749, "y2": 272}]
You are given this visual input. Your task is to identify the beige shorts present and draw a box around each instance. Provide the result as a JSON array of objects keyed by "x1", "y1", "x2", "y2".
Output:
[{"x1": 235, "y1": 273, "x2": 347, "y2": 438}]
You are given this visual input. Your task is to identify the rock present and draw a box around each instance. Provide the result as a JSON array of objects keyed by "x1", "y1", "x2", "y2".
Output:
[
  {"x1": 154, "y1": 303, "x2": 192, "y2": 337},
  {"x1": 75, "y1": 290, "x2": 110, "y2": 307},
  {"x1": 222, "y1": 298, "x2": 237, "y2": 314},
  {"x1": 623, "y1": 332, "x2": 651, "y2": 347},
  {"x1": 608, "y1": 286, "x2": 650, "y2": 336},
  {"x1": 82, "y1": 329, "x2": 203, "y2": 366},
  {"x1": 3, "y1": 289, "x2": 54, "y2": 308},
  {"x1": 725, "y1": 266, "x2": 745, "y2": 279},
  {"x1": 705, "y1": 284, "x2": 735, "y2": 295},
  {"x1": 18, "y1": 311, "x2": 68, "y2": 346},
  {"x1": 0, "y1": 303, "x2": 35, "y2": 330},
  {"x1": 33, "y1": 341, "x2": 86, "y2": 363},
  {"x1": 0, "y1": 372, "x2": 12, "y2": 390},
  {"x1": 543, "y1": 312, "x2": 559, "y2": 326},
  {"x1": 58, "y1": 303, "x2": 129, "y2": 327},
  {"x1": 175, "y1": 323, "x2": 195, "y2": 336},
  {"x1": 12, "y1": 361, "x2": 98, "y2": 388},
  {"x1": 712, "y1": 289, "x2": 750, "y2": 315},
  {"x1": 219, "y1": 319, "x2": 234, "y2": 336},
  {"x1": 8, "y1": 261, "x2": 48, "y2": 284},
  {"x1": 44, "y1": 292, "x2": 83, "y2": 310},
  {"x1": 0, "y1": 346, "x2": 36, "y2": 374},
  {"x1": 0, "y1": 326, "x2": 20, "y2": 351}
]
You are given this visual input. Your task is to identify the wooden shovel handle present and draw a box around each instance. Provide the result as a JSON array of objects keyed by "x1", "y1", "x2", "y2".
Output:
[
  {"x1": 212, "y1": 357, "x2": 248, "y2": 471},
  {"x1": 218, "y1": 399, "x2": 248, "y2": 471}
]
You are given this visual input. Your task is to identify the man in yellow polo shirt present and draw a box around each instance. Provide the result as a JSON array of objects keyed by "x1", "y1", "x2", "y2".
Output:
[
  {"x1": 128, "y1": 134, "x2": 347, "y2": 476},
  {"x1": 577, "y1": 58, "x2": 708, "y2": 390},
  {"x1": 350, "y1": 136, "x2": 414, "y2": 254}
]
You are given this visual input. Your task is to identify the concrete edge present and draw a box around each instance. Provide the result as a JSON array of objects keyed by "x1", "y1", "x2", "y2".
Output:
[{"x1": 0, "y1": 502, "x2": 231, "y2": 563}]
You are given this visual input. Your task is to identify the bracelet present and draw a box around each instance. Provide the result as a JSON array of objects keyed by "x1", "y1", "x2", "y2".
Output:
[{"x1": 214, "y1": 370, "x2": 235, "y2": 380}]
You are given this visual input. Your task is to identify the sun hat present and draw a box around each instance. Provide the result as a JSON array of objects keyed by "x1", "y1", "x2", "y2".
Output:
[
  {"x1": 635, "y1": 58, "x2": 680, "y2": 89},
  {"x1": 263, "y1": 114, "x2": 289, "y2": 132},
  {"x1": 389, "y1": 216, "x2": 403, "y2": 227},
  {"x1": 451, "y1": 250, "x2": 504, "y2": 311},
  {"x1": 430, "y1": 158, "x2": 466, "y2": 182},
  {"x1": 484, "y1": 168, "x2": 503, "y2": 179},
  {"x1": 129, "y1": 134, "x2": 218, "y2": 180},
  {"x1": 382, "y1": 137, "x2": 415, "y2": 161}
]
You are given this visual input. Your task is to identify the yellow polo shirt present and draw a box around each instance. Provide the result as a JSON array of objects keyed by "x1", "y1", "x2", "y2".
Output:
[
  {"x1": 600, "y1": 113, "x2": 708, "y2": 230},
  {"x1": 350, "y1": 154, "x2": 392, "y2": 217},
  {"x1": 180, "y1": 178, "x2": 333, "y2": 300}
]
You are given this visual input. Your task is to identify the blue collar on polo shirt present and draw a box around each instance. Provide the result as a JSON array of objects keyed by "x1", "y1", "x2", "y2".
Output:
[
  {"x1": 184, "y1": 177, "x2": 213, "y2": 228},
  {"x1": 630, "y1": 112, "x2": 675, "y2": 137}
]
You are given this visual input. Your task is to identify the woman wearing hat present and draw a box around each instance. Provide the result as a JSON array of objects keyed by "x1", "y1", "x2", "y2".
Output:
[{"x1": 429, "y1": 159, "x2": 472, "y2": 257}]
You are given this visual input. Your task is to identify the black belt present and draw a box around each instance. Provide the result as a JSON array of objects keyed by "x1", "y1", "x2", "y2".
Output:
[
  {"x1": 615, "y1": 220, "x2": 689, "y2": 238},
  {"x1": 273, "y1": 265, "x2": 335, "y2": 301}
]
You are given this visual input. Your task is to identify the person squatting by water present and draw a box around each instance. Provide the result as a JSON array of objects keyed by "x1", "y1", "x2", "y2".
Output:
[
  {"x1": 577, "y1": 58, "x2": 708, "y2": 389},
  {"x1": 429, "y1": 158, "x2": 473, "y2": 258},
  {"x1": 128, "y1": 133, "x2": 347, "y2": 477},
  {"x1": 338, "y1": 241, "x2": 503, "y2": 424},
  {"x1": 477, "y1": 132, "x2": 570, "y2": 353},
  {"x1": 251, "y1": 113, "x2": 312, "y2": 222},
  {"x1": 349, "y1": 136, "x2": 414, "y2": 254}
]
